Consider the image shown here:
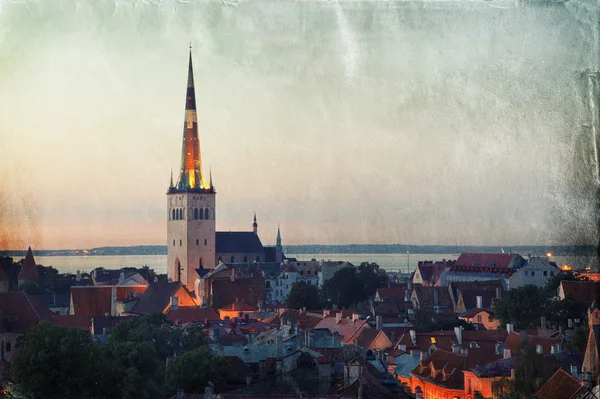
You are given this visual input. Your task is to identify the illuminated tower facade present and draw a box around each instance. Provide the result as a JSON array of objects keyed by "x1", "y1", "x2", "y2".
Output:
[{"x1": 167, "y1": 49, "x2": 216, "y2": 290}]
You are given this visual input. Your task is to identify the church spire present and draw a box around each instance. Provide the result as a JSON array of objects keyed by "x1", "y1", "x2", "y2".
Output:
[
  {"x1": 176, "y1": 46, "x2": 209, "y2": 191},
  {"x1": 276, "y1": 226, "x2": 281, "y2": 247},
  {"x1": 252, "y1": 213, "x2": 258, "y2": 234}
]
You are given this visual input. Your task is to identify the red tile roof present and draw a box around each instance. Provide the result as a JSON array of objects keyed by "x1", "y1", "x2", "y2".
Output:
[
  {"x1": 166, "y1": 306, "x2": 219, "y2": 324},
  {"x1": 411, "y1": 349, "x2": 465, "y2": 389},
  {"x1": 70, "y1": 287, "x2": 112, "y2": 317},
  {"x1": 314, "y1": 316, "x2": 367, "y2": 344},
  {"x1": 219, "y1": 302, "x2": 257, "y2": 312},
  {"x1": 454, "y1": 252, "x2": 519, "y2": 269},
  {"x1": 560, "y1": 281, "x2": 600, "y2": 305},
  {"x1": 18, "y1": 246, "x2": 39, "y2": 281},
  {"x1": 536, "y1": 368, "x2": 585, "y2": 399},
  {"x1": 376, "y1": 288, "x2": 405, "y2": 300},
  {"x1": 0, "y1": 292, "x2": 54, "y2": 333},
  {"x1": 504, "y1": 331, "x2": 563, "y2": 354}
]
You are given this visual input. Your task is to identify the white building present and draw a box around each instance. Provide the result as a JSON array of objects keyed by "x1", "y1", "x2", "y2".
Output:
[{"x1": 507, "y1": 256, "x2": 559, "y2": 289}]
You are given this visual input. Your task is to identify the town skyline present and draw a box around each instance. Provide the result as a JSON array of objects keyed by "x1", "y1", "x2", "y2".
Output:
[{"x1": 1, "y1": 1, "x2": 598, "y2": 251}]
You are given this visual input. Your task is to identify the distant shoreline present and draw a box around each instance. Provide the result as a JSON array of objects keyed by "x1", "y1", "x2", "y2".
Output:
[{"x1": 0, "y1": 244, "x2": 597, "y2": 257}]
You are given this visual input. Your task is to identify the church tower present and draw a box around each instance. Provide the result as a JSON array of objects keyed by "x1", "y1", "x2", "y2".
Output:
[{"x1": 167, "y1": 48, "x2": 216, "y2": 290}]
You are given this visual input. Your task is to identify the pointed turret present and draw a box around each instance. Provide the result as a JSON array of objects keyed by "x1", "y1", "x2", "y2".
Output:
[
  {"x1": 169, "y1": 168, "x2": 174, "y2": 189},
  {"x1": 252, "y1": 213, "x2": 258, "y2": 234},
  {"x1": 18, "y1": 246, "x2": 38, "y2": 284},
  {"x1": 175, "y1": 47, "x2": 210, "y2": 192},
  {"x1": 276, "y1": 226, "x2": 281, "y2": 247}
]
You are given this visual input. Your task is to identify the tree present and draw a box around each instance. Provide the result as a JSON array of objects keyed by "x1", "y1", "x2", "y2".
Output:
[
  {"x1": 321, "y1": 262, "x2": 388, "y2": 308},
  {"x1": 545, "y1": 294, "x2": 588, "y2": 328},
  {"x1": 572, "y1": 324, "x2": 589, "y2": 354},
  {"x1": 285, "y1": 281, "x2": 322, "y2": 309},
  {"x1": 493, "y1": 285, "x2": 547, "y2": 329},
  {"x1": 96, "y1": 341, "x2": 166, "y2": 399},
  {"x1": 166, "y1": 347, "x2": 229, "y2": 394},
  {"x1": 9, "y1": 322, "x2": 97, "y2": 399},
  {"x1": 109, "y1": 312, "x2": 176, "y2": 360},
  {"x1": 412, "y1": 309, "x2": 475, "y2": 332}
]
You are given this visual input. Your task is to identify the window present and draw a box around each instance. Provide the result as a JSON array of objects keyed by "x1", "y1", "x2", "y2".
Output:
[
  {"x1": 173, "y1": 240, "x2": 175, "y2": 246},
  {"x1": 543, "y1": 271, "x2": 547, "y2": 277},
  {"x1": 180, "y1": 239, "x2": 182, "y2": 246},
  {"x1": 172, "y1": 209, "x2": 175, "y2": 220},
  {"x1": 205, "y1": 208, "x2": 209, "y2": 220},
  {"x1": 6, "y1": 342, "x2": 11, "y2": 352},
  {"x1": 531, "y1": 271, "x2": 535, "y2": 277},
  {"x1": 230, "y1": 256, "x2": 234, "y2": 263},
  {"x1": 205, "y1": 239, "x2": 207, "y2": 246},
  {"x1": 199, "y1": 208, "x2": 204, "y2": 220},
  {"x1": 256, "y1": 256, "x2": 260, "y2": 262},
  {"x1": 266, "y1": 281, "x2": 271, "y2": 288},
  {"x1": 525, "y1": 271, "x2": 529, "y2": 276},
  {"x1": 488, "y1": 316, "x2": 493, "y2": 322},
  {"x1": 194, "y1": 208, "x2": 198, "y2": 220},
  {"x1": 551, "y1": 271, "x2": 555, "y2": 276},
  {"x1": 243, "y1": 256, "x2": 248, "y2": 262},
  {"x1": 477, "y1": 315, "x2": 482, "y2": 322},
  {"x1": 196, "y1": 239, "x2": 199, "y2": 245}
]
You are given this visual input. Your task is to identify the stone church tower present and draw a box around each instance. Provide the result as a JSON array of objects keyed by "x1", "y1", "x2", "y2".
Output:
[{"x1": 167, "y1": 49, "x2": 216, "y2": 289}]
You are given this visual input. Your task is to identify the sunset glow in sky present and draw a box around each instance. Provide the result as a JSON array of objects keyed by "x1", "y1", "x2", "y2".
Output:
[{"x1": 0, "y1": 0, "x2": 598, "y2": 250}]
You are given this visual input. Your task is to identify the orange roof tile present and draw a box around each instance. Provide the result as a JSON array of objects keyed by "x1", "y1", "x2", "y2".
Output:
[
  {"x1": 70, "y1": 287, "x2": 113, "y2": 317},
  {"x1": 166, "y1": 306, "x2": 218, "y2": 324}
]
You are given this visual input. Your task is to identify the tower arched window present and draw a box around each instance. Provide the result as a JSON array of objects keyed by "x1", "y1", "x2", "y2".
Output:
[
  {"x1": 196, "y1": 239, "x2": 199, "y2": 245},
  {"x1": 180, "y1": 239, "x2": 182, "y2": 246},
  {"x1": 172, "y1": 209, "x2": 175, "y2": 220},
  {"x1": 230, "y1": 256, "x2": 235, "y2": 263},
  {"x1": 205, "y1": 208, "x2": 209, "y2": 220},
  {"x1": 194, "y1": 208, "x2": 198, "y2": 220},
  {"x1": 199, "y1": 208, "x2": 204, "y2": 220}
]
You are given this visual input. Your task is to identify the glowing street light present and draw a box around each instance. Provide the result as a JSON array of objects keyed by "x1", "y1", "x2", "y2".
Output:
[{"x1": 546, "y1": 252, "x2": 552, "y2": 258}]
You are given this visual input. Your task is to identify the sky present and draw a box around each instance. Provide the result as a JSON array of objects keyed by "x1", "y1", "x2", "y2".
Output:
[{"x1": 0, "y1": 0, "x2": 599, "y2": 250}]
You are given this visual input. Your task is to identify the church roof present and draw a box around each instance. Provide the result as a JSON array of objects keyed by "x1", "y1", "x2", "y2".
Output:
[
  {"x1": 216, "y1": 232, "x2": 264, "y2": 254},
  {"x1": 18, "y1": 246, "x2": 39, "y2": 281}
]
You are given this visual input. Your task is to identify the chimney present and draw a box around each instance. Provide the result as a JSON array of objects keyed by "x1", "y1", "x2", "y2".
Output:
[
  {"x1": 420, "y1": 351, "x2": 427, "y2": 361},
  {"x1": 170, "y1": 296, "x2": 179, "y2": 311},
  {"x1": 336, "y1": 312, "x2": 342, "y2": 324},
  {"x1": 510, "y1": 369, "x2": 515, "y2": 380},
  {"x1": 454, "y1": 326, "x2": 463, "y2": 345},
  {"x1": 503, "y1": 348, "x2": 511, "y2": 359},
  {"x1": 536, "y1": 344, "x2": 543, "y2": 354},
  {"x1": 276, "y1": 336, "x2": 283, "y2": 357},
  {"x1": 476, "y1": 296, "x2": 483, "y2": 309},
  {"x1": 323, "y1": 310, "x2": 329, "y2": 317},
  {"x1": 204, "y1": 382, "x2": 214, "y2": 399},
  {"x1": 568, "y1": 318, "x2": 573, "y2": 328},
  {"x1": 570, "y1": 364, "x2": 578, "y2": 377},
  {"x1": 409, "y1": 329, "x2": 417, "y2": 346},
  {"x1": 333, "y1": 304, "x2": 338, "y2": 311},
  {"x1": 376, "y1": 315, "x2": 382, "y2": 331},
  {"x1": 76, "y1": 270, "x2": 81, "y2": 282},
  {"x1": 354, "y1": 339, "x2": 359, "y2": 347},
  {"x1": 231, "y1": 268, "x2": 235, "y2": 282},
  {"x1": 506, "y1": 323, "x2": 514, "y2": 334},
  {"x1": 352, "y1": 313, "x2": 359, "y2": 322},
  {"x1": 496, "y1": 287, "x2": 501, "y2": 299},
  {"x1": 119, "y1": 272, "x2": 125, "y2": 284},
  {"x1": 154, "y1": 276, "x2": 159, "y2": 282},
  {"x1": 407, "y1": 280, "x2": 412, "y2": 290}
]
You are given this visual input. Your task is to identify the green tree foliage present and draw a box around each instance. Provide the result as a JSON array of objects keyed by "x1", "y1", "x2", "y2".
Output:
[
  {"x1": 545, "y1": 294, "x2": 588, "y2": 328},
  {"x1": 322, "y1": 262, "x2": 388, "y2": 308},
  {"x1": 412, "y1": 309, "x2": 475, "y2": 332},
  {"x1": 95, "y1": 341, "x2": 166, "y2": 398},
  {"x1": 572, "y1": 324, "x2": 590, "y2": 354},
  {"x1": 109, "y1": 312, "x2": 177, "y2": 359},
  {"x1": 284, "y1": 281, "x2": 322, "y2": 309},
  {"x1": 493, "y1": 285, "x2": 547, "y2": 329},
  {"x1": 9, "y1": 322, "x2": 97, "y2": 398},
  {"x1": 166, "y1": 347, "x2": 229, "y2": 394}
]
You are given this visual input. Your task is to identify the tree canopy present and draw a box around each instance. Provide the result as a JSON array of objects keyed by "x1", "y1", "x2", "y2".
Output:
[
  {"x1": 166, "y1": 347, "x2": 229, "y2": 394},
  {"x1": 284, "y1": 281, "x2": 322, "y2": 309},
  {"x1": 493, "y1": 285, "x2": 547, "y2": 329},
  {"x1": 321, "y1": 262, "x2": 388, "y2": 308}
]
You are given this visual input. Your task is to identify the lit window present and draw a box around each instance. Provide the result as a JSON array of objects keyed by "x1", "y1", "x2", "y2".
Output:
[{"x1": 430, "y1": 337, "x2": 436, "y2": 343}]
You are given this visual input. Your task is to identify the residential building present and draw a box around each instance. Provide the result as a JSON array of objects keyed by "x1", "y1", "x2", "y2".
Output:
[
  {"x1": 508, "y1": 256, "x2": 560, "y2": 289},
  {"x1": 439, "y1": 253, "x2": 526, "y2": 287}
]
